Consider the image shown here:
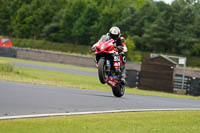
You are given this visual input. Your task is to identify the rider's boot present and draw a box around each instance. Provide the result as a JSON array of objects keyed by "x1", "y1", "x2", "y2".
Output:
[{"x1": 120, "y1": 66, "x2": 126, "y2": 85}]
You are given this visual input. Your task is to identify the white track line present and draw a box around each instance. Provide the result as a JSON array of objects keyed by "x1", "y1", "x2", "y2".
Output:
[{"x1": 1, "y1": 108, "x2": 200, "y2": 120}]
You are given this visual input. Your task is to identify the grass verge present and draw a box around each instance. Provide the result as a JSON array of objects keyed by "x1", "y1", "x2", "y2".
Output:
[
  {"x1": 0, "y1": 57, "x2": 97, "y2": 72},
  {"x1": 0, "y1": 64, "x2": 199, "y2": 100},
  {"x1": 0, "y1": 111, "x2": 200, "y2": 133},
  {"x1": 0, "y1": 60, "x2": 14, "y2": 72},
  {"x1": 0, "y1": 66, "x2": 106, "y2": 90}
]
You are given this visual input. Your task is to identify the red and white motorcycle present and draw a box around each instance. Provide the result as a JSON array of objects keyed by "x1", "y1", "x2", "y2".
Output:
[{"x1": 92, "y1": 38, "x2": 125, "y2": 97}]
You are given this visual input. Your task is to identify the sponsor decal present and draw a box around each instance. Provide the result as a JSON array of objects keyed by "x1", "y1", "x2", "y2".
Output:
[{"x1": 108, "y1": 80, "x2": 116, "y2": 86}]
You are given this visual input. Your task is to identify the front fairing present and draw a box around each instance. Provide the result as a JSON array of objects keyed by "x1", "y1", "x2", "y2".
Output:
[{"x1": 94, "y1": 39, "x2": 115, "y2": 54}]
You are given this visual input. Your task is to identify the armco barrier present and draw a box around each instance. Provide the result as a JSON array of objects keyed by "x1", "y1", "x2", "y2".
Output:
[
  {"x1": 126, "y1": 69, "x2": 139, "y2": 88},
  {"x1": 15, "y1": 48, "x2": 95, "y2": 68},
  {"x1": 0, "y1": 47, "x2": 17, "y2": 58},
  {"x1": 173, "y1": 74, "x2": 191, "y2": 90}
]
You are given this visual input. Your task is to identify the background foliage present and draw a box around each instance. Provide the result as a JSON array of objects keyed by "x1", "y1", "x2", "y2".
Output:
[{"x1": 1, "y1": 0, "x2": 200, "y2": 64}]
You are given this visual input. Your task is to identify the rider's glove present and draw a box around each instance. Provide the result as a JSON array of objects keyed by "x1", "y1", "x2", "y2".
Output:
[
  {"x1": 117, "y1": 46, "x2": 123, "y2": 52},
  {"x1": 90, "y1": 47, "x2": 95, "y2": 53}
]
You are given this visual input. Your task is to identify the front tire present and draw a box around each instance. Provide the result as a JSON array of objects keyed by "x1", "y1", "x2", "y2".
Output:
[
  {"x1": 112, "y1": 84, "x2": 125, "y2": 97},
  {"x1": 98, "y1": 58, "x2": 107, "y2": 84}
]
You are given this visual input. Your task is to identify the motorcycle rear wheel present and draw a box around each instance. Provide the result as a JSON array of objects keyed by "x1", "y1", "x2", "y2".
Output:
[
  {"x1": 98, "y1": 58, "x2": 107, "y2": 84},
  {"x1": 112, "y1": 84, "x2": 125, "y2": 97}
]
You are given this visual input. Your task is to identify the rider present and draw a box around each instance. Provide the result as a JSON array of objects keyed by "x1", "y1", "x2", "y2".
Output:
[{"x1": 92, "y1": 26, "x2": 128, "y2": 85}]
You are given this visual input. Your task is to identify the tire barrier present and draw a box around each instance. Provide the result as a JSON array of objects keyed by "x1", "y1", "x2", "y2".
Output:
[
  {"x1": 0, "y1": 47, "x2": 17, "y2": 58},
  {"x1": 126, "y1": 69, "x2": 140, "y2": 88},
  {"x1": 187, "y1": 78, "x2": 200, "y2": 96},
  {"x1": 174, "y1": 74, "x2": 200, "y2": 96}
]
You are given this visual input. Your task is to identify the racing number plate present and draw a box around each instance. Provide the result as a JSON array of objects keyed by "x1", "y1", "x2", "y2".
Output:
[{"x1": 114, "y1": 55, "x2": 120, "y2": 62}]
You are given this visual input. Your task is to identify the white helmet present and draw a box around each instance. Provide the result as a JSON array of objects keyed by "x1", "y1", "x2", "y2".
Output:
[{"x1": 109, "y1": 26, "x2": 120, "y2": 40}]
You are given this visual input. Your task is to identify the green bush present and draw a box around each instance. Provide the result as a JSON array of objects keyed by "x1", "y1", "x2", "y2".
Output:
[
  {"x1": 132, "y1": 51, "x2": 142, "y2": 62},
  {"x1": 0, "y1": 61, "x2": 14, "y2": 72},
  {"x1": 125, "y1": 36, "x2": 136, "y2": 61},
  {"x1": 12, "y1": 38, "x2": 90, "y2": 55},
  {"x1": 187, "y1": 56, "x2": 200, "y2": 67}
]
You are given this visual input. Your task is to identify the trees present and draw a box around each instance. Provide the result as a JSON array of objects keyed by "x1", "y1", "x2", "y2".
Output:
[
  {"x1": 170, "y1": 0, "x2": 199, "y2": 55},
  {"x1": 72, "y1": 3, "x2": 99, "y2": 44},
  {"x1": 90, "y1": 7, "x2": 114, "y2": 43},
  {"x1": 0, "y1": 0, "x2": 11, "y2": 35},
  {"x1": 12, "y1": 3, "x2": 31, "y2": 38},
  {"x1": 127, "y1": 1, "x2": 159, "y2": 51},
  {"x1": 0, "y1": 0, "x2": 200, "y2": 57},
  {"x1": 140, "y1": 2, "x2": 171, "y2": 52},
  {"x1": 12, "y1": 0, "x2": 55, "y2": 39},
  {"x1": 59, "y1": 0, "x2": 86, "y2": 42}
]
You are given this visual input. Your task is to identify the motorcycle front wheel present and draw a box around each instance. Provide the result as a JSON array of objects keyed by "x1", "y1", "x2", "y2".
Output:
[
  {"x1": 112, "y1": 84, "x2": 125, "y2": 97},
  {"x1": 98, "y1": 58, "x2": 107, "y2": 84}
]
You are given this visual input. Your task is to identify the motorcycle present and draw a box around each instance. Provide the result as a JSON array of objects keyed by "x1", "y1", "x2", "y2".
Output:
[{"x1": 92, "y1": 38, "x2": 125, "y2": 97}]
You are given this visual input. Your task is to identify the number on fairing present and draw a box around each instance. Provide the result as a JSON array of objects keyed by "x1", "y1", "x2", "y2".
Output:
[{"x1": 114, "y1": 55, "x2": 120, "y2": 62}]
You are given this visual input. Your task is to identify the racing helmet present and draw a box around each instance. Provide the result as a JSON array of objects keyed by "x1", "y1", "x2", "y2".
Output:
[{"x1": 109, "y1": 26, "x2": 120, "y2": 40}]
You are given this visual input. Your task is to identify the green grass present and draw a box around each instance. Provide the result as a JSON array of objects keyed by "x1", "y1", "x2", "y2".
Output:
[
  {"x1": 0, "y1": 66, "x2": 106, "y2": 90},
  {"x1": 125, "y1": 88, "x2": 199, "y2": 100},
  {"x1": 0, "y1": 111, "x2": 200, "y2": 133},
  {"x1": 0, "y1": 57, "x2": 97, "y2": 72},
  {"x1": 0, "y1": 60, "x2": 14, "y2": 72},
  {"x1": 0, "y1": 63, "x2": 200, "y2": 100}
]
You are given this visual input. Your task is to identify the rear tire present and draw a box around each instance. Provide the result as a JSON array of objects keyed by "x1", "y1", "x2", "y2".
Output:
[
  {"x1": 98, "y1": 58, "x2": 107, "y2": 84},
  {"x1": 112, "y1": 84, "x2": 125, "y2": 97}
]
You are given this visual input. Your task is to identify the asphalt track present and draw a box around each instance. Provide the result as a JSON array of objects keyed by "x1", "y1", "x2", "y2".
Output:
[
  {"x1": 0, "y1": 61, "x2": 200, "y2": 119},
  {"x1": 0, "y1": 80, "x2": 200, "y2": 118}
]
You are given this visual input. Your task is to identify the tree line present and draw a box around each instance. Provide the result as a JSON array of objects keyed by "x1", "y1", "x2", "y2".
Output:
[{"x1": 0, "y1": 0, "x2": 200, "y2": 56}]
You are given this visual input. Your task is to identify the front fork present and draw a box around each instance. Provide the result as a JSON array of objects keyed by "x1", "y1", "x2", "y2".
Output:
[
  {"x1": 113, "y1": 53, "x2": 126, "y2": 81},
  {"x1": 94, "y1": 53, "x2": 122, "y2": 75},
  {"x1": 113, "y1": 52, "x2": 121, "y2": 73}
]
